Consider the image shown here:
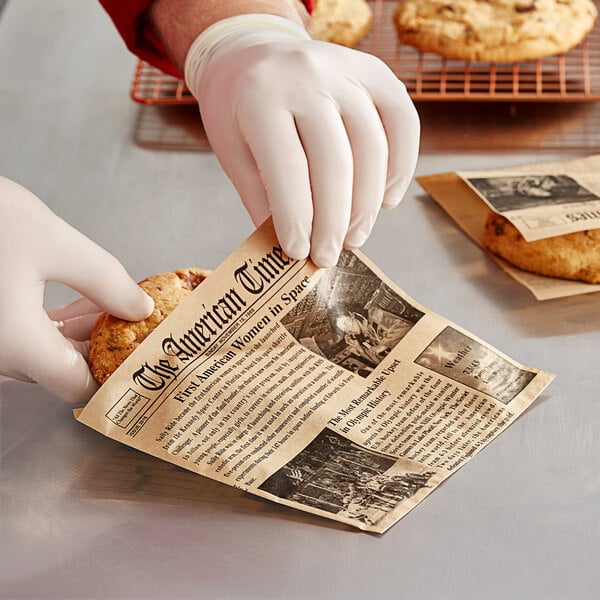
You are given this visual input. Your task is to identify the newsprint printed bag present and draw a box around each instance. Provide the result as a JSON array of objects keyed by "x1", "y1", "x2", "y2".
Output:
[{"x1": 77, "y1": 220, "x2": 554, "y2": 533}]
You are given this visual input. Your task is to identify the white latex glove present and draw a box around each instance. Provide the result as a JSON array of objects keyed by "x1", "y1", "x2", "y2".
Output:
[
  {"x1": 184, "y1": 14, "x2": 420, "y2": 267},
  {"x1": 0, "y1": 176, "x2": 154, "y2": 403}
]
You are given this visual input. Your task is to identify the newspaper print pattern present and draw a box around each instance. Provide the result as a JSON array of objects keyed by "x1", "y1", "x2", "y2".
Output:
[
  {"x1": 281, "y1": 251, "x2": 424, "y2": 378},
  {"x1": 259, "y1": 428, "x2": 435, "y2": 526}
]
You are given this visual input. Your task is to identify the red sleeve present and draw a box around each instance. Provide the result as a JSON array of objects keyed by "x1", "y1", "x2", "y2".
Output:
[{"x1": 99, "y1": 1, "x2": 315, "y2": 79}]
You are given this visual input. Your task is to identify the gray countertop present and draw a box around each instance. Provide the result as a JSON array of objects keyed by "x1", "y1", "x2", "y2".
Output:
[{"x1": 1, "y1": 2, "x2": 599, "y2": 599}]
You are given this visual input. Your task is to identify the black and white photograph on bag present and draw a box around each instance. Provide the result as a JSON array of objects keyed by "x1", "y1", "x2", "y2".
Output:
[
  {"x1": 259, "y1": 428, "x2": 435, "y2": 526},
  {"x1": 465, "y1": 174, "x2": 599, "y2": 212},
  {"x1": 414, "y1": 326, "x2": 536, "y2": 404},
  {"x1": 280, "y1": 250, "x2": 425, "y2": 378}
]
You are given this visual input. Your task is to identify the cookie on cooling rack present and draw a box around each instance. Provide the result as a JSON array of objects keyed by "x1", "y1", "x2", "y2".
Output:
[
  {"x1": 309, "y1": 0, "x2": 373, "y2": 47},
  {"x1": 89, "y1": 268, "x2": 211, "y2": 384},
  {"x1": 394, "y1": 0, "x2": 598, "y2": 62},
  {"x1": 482, "y1": 212, "x2": 600, "y2": 283}
]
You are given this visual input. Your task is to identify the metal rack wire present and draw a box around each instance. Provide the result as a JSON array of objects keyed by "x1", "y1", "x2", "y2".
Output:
[{"x1": 131, "y1": 0, "x2": 600, "y2": 104}]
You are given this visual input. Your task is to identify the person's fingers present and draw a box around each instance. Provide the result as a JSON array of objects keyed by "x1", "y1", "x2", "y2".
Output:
[
  {"x1": 194, "y1": 39, "x2": 419, "y2": 265},
  {"x1": 367, "y1": 72, "x2": 420, "y2": 210},
  {"x1": 336, "y1": 84, "x2": 388, "y2": 249},
  {"x1": 226, "y1": 153, "x2": 272, "y2": 228},
  {"x1": 10, "y1": 310, "x2": 98, "y2": 404},
  {"x1": 67, "y1": 338, "x2": 90, "y2": 361},
  {"x1": 41, "y1": 219, "x2": 154, "y2": 322},
  {"x1": 238, "y1": 106, "x2": 313, "y2": 260},
  {"x1": 46, "y1": 297, "x2": 100, "y2": 321},
  {"x1": 52, "y1": 311, "x2": 102, "y2": 342},
  {"x1": 205, "y1": 116, "x2": 272, "y2": 228},
  {"x1": 292, "y1": 99, "x2": 354, "y2": 267}
]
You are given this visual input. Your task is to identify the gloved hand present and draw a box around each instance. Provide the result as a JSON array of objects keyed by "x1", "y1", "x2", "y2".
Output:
[
  {"x1": 0, "y1": 176, "x2": 154, "y2": 403},
  {"x1": 184, "y1": 14, "x2": 420, "y2": 267}
]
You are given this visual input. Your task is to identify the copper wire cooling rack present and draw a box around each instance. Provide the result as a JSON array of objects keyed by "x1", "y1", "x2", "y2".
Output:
[{"x1": 131, "y1": 0, "x2": 600, "y2": 104}]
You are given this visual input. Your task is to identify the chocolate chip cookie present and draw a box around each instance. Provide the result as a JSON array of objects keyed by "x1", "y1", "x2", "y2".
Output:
[
  {"x1": 89, "y1": 268, "x2": 210, "y2": 383},
  {"x1": 482, "y1": 212, "x2": 600, "y2": 283},
  {"x1": 394, "y1": 0, "x2": 598, "y2": 62}
]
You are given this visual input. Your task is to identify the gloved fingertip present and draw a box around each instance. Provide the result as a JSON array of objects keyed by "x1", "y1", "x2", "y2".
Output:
[
  {"x1": 382, "y1": 193, "x2": 403, "y2": 211},
  {"x1": 383, "y1": 178, "x2": 411, "y2": 210},
  {"x1": 312, "y1": 253, "x2": 339, "y2": 269},
  {"x1": 64, "y1": 376, "x2": 99, "y2": 405},
  {"x1": 140, "y1": 292, "x2": 155, "y2": 318},
  {"x1": 311, "y1": 243, "x2": 342, "y2": 269},
  {"x1": 283, "y1": 239, "x2": 311, "y2": 261},
  {"x1": 274, "y1": 219, "x2": 312, "y2": 260},
  {"x1": 344, "y1": 227, "x2": 370, "y2": 249},
  {"x1": 64, "y1": 350, "x2": 100, "y2": 404},
  {"x1": 124, "y1": 290, "x2": 155, "y2": 322},
  {"x1": 33, "y1": 345, "x2": 100, "y2": 405}
]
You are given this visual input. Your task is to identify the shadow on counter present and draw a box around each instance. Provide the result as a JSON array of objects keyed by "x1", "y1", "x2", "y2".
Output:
[
  {"x1": 75, "y1": 438, "x2": 353, "y2": 532},
  {"x1": 416, "y1": 101, "x2": 599, "y2": 153},
  {"x1": 133, "y1": 104, "x2": 211, "y2": 152}
]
